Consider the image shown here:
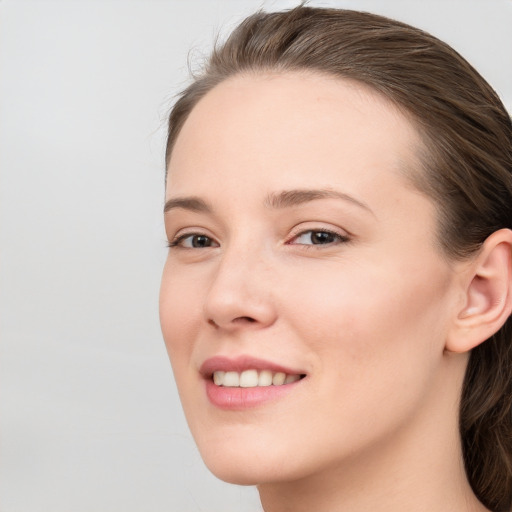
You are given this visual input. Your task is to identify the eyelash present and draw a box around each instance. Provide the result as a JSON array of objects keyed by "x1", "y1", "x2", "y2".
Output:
[
  {"x1": 167, "y1": 232, "x2": 218, "y2": 249},
  {"x1": 168, "y1": 229, "x2": 350, "y2": 249},
  {"x1": 288, "y1": 228, "x2": 350, "y2": 248}
]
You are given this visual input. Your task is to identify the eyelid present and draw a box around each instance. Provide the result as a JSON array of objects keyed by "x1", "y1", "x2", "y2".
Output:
[
  {"x1": 286, "y1": 226, "x2": 351, "y2": 246},
  {"x1": 168, "y1": 229, "x2": 220, "y2": 249},
  {"x1": 167, "y1": 224, "x2": 351, "y2": 249}
]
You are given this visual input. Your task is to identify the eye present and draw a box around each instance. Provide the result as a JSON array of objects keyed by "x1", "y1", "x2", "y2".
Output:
[
  {"x1": 169, "y1": 233, "x2": 219, "y2": 249},
  {"x1": 290, "y1": 229, "x2": 349, "y2": 246}
]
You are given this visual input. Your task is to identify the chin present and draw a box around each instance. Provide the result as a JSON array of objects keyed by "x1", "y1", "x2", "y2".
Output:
[
  {"x1": 203, "y1": 456, "x2": 296, "y2": 486},
  {"x1": 205, "y1": 462, "x2": 263, "y2": 486},
  {"x1": 195, "y1": 438, "x2": 277, "y2": 485},
  {"x1": 195, "y1": 433, "x2": 317, "y2": 486}
]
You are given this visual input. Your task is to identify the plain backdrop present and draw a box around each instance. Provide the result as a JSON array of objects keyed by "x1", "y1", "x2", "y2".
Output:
[{"x1": 1, "y1": 1, "x2": 511, "y2": 511}]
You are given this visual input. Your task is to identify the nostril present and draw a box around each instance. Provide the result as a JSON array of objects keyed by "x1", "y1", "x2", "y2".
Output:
[
  {"x1": 234, "y1": 316, "x2": 257, "y2": 323},
  {"x1": 207, "y1": 316, "x2": 258, "y2": 329}
]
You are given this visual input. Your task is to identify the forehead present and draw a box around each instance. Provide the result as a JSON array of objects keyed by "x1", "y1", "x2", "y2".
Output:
[{"x1": 167, "y1": 71, "x2": 422, "y2": 198}]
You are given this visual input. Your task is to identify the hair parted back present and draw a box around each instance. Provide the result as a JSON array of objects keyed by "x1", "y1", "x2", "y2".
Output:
[{"x1": 165, "y1": 6, "x2": 512, "y2": 511}]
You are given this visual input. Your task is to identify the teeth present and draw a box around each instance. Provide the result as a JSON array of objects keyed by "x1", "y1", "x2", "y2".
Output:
[
  {"x1": 223, "y1": 371, "x2": 240, "y2": 387},
  {"x1": 213, "y1": 371, "x2": 225, "y2": 386},
  {"x1": 212, "y1": 369, "x2": 302, "y2": 388},
  {"x1": 240, "y1": 369, "x2": 258, "y2": 388},
  {"x1": 285, "y1": 374, "x2": 301, "y2": 384},
  {"x1": 272, "y1": 372, "x2": 286, "y2": 386},
  {"x1": 258, "y1": 370, "x2": 273, "y2": 387}
]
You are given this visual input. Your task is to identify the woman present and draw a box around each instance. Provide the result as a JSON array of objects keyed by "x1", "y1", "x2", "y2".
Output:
[{"x1": 159, "y1": 6, "x2": 512, "y2": 512}]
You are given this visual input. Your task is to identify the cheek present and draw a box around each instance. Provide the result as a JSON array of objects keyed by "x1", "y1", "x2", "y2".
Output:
[
  {"x1": 285, "y1": 256, "x2": 451, "y2": 398},
  {"x1": 265, "y1": 260, "x2": 452, "y2": 470},
  {"x1": 159, "y1": 261, "x2": 208, "y2": 431},
  {"x1": 159, "y1": 260, "x2": 202, "y2": 370}
]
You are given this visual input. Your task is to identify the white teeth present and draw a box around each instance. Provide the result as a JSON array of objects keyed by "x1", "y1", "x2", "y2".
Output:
[
  {"x1": 258, "y1": 370, "x2": 273, "y2": 387},
  {"x1": 240, "y1": 369, "x2": 258, "y2": 388},
  {"x1": 272, "y1": 372, "x2": 286, "y2": 386},
  {"x1": 212, "y1": 369, "x2": 302, "y2": 388},
  {"x1": 213, "y1": 371, "x2": 225, "y2": 386},
  {"x1": 223, "y1": 371, "x2": 240, "y2": 387}
]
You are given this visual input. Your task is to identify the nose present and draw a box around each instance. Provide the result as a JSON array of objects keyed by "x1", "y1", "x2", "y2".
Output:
[{"x1": 203, "y1": 246, "x2": 278, "y2": 332}]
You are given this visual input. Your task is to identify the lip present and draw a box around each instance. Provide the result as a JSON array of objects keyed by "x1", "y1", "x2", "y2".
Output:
[
  {"x1": 200, "y1": 355, "x2": 304, "y2": 377},
  {"x1": 200, "y1": 355, "x2": 306, "y2": 411}
]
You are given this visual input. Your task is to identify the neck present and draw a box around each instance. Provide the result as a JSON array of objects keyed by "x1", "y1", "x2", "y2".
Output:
[{"x1": 258, "y1": 356, "x2": 489, "y2": 512}]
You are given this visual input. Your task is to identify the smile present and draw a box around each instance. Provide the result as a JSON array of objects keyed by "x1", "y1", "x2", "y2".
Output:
[
  {"x1": 213, "y1": 369, "x2": 303, "y2": 387},
  {"x1": 201, "y1": 356, "x2": 306, "y2": 410}
]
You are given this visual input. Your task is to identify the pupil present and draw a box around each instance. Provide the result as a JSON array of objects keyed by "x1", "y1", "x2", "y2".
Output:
[
  {"x1": 312, "y1": 231, "x2": 334, "y2": 244},
  {"x1": 192, "y1": 235, "x2": 210, "y2": 248}
]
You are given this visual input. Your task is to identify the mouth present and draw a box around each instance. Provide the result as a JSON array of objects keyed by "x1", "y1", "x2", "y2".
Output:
[
  {"x1": 212, "y1": 369, "x2": 305, "y2": 388},
  {"x1": 200, "y1": 356, "x2": 307, "y2": 409}
]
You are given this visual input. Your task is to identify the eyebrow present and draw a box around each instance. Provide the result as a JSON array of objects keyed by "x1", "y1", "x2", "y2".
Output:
[
  {"x1": 164, "y1": 196, "x2": 212, "y2": 214},
  {"x1": 264, "y1": 189, "x2": 373, "y2": 214},
  {"x1": 164, "y1": 188, "x2": 374, "y2": 216}
]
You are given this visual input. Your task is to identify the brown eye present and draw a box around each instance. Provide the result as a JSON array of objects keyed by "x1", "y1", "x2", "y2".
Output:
[
  {"x1": 190, "y1": 235, "x2": 213, "y2": 248},
  {"x1": 292, "y1": 230, "x2": 348, "y2": 246},
  {"x1": 170, "y1": 233, "x2": 218, "y2": 249},
  {"x1": 310, "y1": 231, "x2": 336, "y2": 244}
]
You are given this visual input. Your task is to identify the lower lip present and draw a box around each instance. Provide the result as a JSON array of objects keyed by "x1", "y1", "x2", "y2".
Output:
[{"x1": 205, "y1": 379, "x2": 301, "y2": 410}]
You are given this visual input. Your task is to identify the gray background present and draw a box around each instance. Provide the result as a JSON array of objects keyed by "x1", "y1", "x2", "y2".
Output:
[{"x1": 1, "y1": 1, "x2": 511, "y2": 511}]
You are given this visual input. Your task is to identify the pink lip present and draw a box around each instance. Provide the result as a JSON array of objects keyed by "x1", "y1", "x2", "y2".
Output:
[
  {"x1": 200, "y1": 355, "x2": 306, "y2": 411},
  {"x1": 200, "y1": 355, "x2": 303, "y2": 377}
]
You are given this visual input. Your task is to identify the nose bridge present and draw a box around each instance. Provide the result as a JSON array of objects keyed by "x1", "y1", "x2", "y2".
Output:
[{"x1": 203, "y1": 234, "x2": 277, "y2": 329}]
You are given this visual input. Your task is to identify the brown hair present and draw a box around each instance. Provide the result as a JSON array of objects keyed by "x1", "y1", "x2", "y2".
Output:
[{"x1": 165, "y1": 6, "x2": 512, "y2": 511}]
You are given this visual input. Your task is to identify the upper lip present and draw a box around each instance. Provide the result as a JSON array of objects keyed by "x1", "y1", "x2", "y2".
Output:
[{"x1": 199, "y1": 355, "x2": 305, "y2": 378}]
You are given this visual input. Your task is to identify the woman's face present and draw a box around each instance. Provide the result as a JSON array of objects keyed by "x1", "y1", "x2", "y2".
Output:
[{"x1": 160, "y1": 72, "x2": 461, "y2": 484}]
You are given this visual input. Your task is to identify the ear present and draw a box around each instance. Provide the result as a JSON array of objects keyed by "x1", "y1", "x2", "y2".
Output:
[{"x1": 446, "y1": 228, "x2": 512, "y2": 353}]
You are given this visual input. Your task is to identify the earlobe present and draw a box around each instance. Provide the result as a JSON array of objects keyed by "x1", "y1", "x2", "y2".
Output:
[{"x1": 446, "y1": 228, "x2": 512, "y2": 353}]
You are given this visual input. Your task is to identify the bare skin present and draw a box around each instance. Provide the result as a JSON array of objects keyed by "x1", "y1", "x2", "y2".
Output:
[{"x1": 160, "y1": 72, "x2": 509, "y2": 511}]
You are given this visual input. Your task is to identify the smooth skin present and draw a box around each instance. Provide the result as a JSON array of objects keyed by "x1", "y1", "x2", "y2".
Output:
[{"x1": 160, "y1": 72, "x2": 512, "y2": 512}]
